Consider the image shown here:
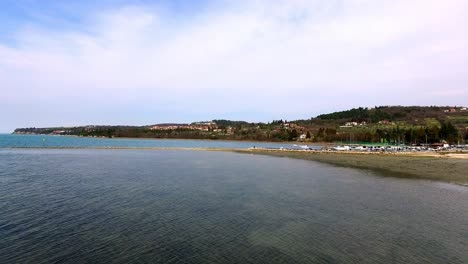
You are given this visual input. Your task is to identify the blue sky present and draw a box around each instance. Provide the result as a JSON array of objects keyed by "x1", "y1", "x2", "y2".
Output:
[
  {"x1": 1, "y1": 0, "x2": 468, "y2": 132},
  {"x1": 0, "y1": 0, "x2": 211, "y2": 39}
]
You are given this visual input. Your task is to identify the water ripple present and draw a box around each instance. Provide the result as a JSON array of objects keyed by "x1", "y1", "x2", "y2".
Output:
[{"x1": 1, "y1": 149, "x2": 467, "y2": 263}]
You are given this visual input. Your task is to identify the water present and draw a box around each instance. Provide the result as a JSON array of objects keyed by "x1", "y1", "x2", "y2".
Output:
[
  {"x1": 0, "y1": 134, "x2": 312, "y2": 149},
  {"x1": 1, "y1": 148, "x2": 467, "y2": 263}
]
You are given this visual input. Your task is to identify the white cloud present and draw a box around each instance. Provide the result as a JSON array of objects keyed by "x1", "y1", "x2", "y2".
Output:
[{"x1": 1, "y1": 0, "x2": 468, "y2": 130}]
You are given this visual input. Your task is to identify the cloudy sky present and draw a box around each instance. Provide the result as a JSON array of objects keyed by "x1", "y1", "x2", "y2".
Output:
[{"x1": 1, "y1": 0, "x2": 467, "y2": 132}]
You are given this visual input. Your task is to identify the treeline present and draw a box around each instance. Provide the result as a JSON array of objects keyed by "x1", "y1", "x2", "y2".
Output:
[
  {"x1": 13, "y1": 106, "x2": 468, "y2": 144},
  {"x1": 13, "y1": 123, "x2": 467, "y2": 144},
  {"x1": 315, "y1": 106, "x2": 457, "y2": 123},
  {"x1": 317, "y1": 107, "x2": 373, "y2": 121},
  {"x1": 312, "y1": 122, "x2": 464, "y2": 144},
  {"x1": 212, "y1": 119, "x2": 251, "y2": 128}
]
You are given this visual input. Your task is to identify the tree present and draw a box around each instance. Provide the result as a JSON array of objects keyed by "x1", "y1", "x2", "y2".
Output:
[
  {"x1": 440, "y1": 121, "x2": 458, "y2": 143},
  {"x1": 289, "y1": 129, "x2": 298, "y2": 141}
]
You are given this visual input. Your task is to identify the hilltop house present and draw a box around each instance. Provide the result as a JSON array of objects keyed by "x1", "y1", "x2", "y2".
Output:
[
  {"x1": 378, "y1": 120, "x2": 395, "y2": 125},
  {"x1": 299, "y1": 134, "x2": 307, "y2": 141},
  {"x1": 340, "y1": 121, "x2": 367, "y2": 128}
]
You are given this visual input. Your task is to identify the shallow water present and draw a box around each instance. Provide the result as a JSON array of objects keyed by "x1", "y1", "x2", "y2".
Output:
[
  {"x1": 1, "y1": 149, "x2": 467, "y2": 263},
  {"x1": 0, "y1": 134, "x2": 306, "y2": 149}
]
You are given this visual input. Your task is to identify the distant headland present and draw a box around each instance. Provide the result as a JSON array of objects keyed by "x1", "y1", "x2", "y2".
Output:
[{"x1": 13, "y1": 106, "x2": 468, "y2": 145}]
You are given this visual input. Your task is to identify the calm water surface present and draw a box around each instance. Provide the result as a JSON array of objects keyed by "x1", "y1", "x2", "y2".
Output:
[
  {"x1": 1, "y1": 148, "x2": 467, "y2": 263},
  {"x1": 0, "y1": 134, "x2": 308, "y2": 149}
]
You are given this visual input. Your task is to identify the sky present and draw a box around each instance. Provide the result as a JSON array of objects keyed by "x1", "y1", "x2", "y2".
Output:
[{"x1": 1, "y1": 0, "x2": 468, "y2": 132}]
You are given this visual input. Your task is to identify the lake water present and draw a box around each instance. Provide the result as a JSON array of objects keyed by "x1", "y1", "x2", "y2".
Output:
[
  {"x1": 1, "y1": 138, "x2": 467, "y2": 263},
  {"x1": 0, "y1": 134, "x2": 307, "y2": 149}
]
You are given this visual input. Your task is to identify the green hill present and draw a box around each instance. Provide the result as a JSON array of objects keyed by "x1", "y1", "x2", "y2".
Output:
[
  {"x1": 13, "y1": 106, "x2": 468, "y2": 144},
  {"x1": 315, "y1": 106, "x2": 466, "y2": 124}
]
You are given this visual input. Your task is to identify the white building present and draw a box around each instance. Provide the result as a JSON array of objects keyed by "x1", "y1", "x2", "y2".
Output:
[{"x1": 299, "y1": 134, "x2": 307, "y2": 141}]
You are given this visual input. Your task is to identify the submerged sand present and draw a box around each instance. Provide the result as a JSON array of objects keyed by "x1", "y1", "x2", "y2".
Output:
[
  {"x1": 234, "y1": 149, "x2": 468, "y2": 186},
  {"x1": 9, "y1": 146, "x2": 468, "y2": 185}
]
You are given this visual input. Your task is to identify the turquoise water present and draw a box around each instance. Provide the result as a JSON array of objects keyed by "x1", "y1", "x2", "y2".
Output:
[{"x1": 0, "y1": 134, "x2": 308, "y2": 149}]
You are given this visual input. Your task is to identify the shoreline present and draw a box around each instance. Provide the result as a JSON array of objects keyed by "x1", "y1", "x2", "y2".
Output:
[
  {"x1": 3, "y1": 146, "x2": 468, "y2": 186},
  {"x1": 8, "y1": 134, "x2": 468, "y2": 150},
  {"x1": 8, "y1": 146, "x2": 467, "y2": 157},
  {"x1": 236, "y1": 148, "x2": 468, "y2": 186}
]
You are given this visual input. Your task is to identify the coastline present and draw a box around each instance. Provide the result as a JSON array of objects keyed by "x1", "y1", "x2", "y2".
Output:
[
  {"x1": 4, "y1": 145, "x2": 468, "y2": 186},
  {"x1": 235, "y1": 149, "x2": 468, "y2": 186}
]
